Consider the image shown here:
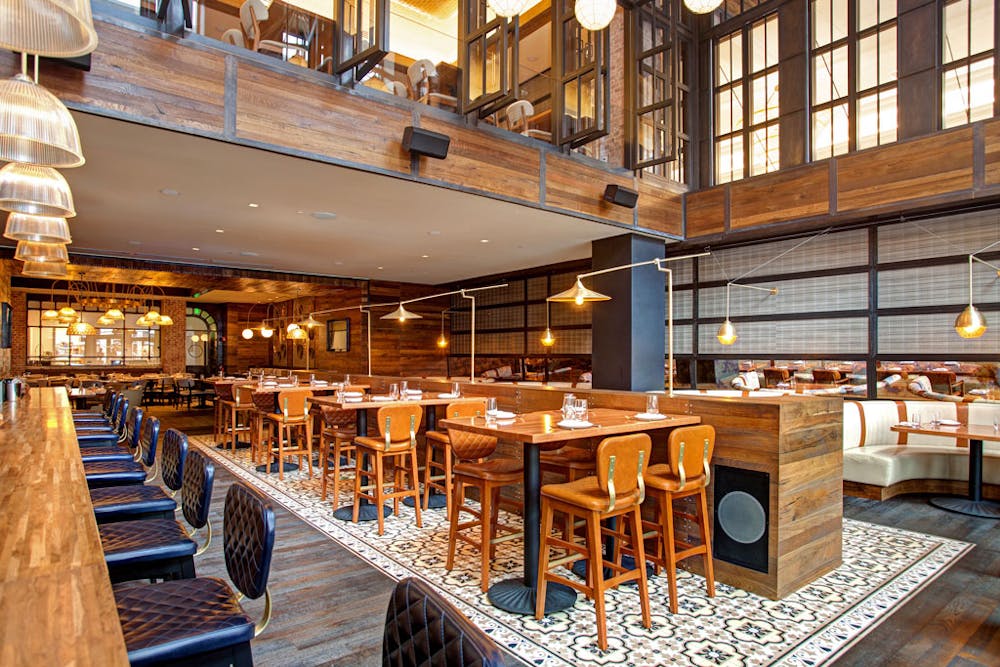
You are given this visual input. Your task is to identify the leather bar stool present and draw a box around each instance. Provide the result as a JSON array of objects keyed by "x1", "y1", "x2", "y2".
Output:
[
  {"x1": 445, "y1": 428, "x2": 522, "y2": 592},
  {"x1": 100, "y1": 439, "x2": 215, "y2": 584},
  {"x1": 263, "y1": 389, "x2": 314, "y2": 480},
  {"x1": 318, "y1": 405, "x2": 357, "y2": 502},
  {"x1": 85, "y1": 416, "x2": 160, "y2": 489},
  {"x1": 236, "y1": 385, "x2": 263, "y2": 465},
  {"x1": 353, "y1": 404, "x2": 424, "y2": 536},
  {"x1": 249, "y1": 388, "x2": 276, "y2": 467},
  {"x1": 213, "y1": 381, "x2": 239, "y2": 447},
  {"x1": 113, "y1": 482, "x2": 275, "y2": 667},
  {"x1": 228, "y1": 382, "x2": 255, "y2": 451},
  {"x1": 383, "y1": 578, "x2": 506, "y2": 667},
  {"x1": 75, "y1": 394, "x2": 126, "y2": 439},
  {"x1": 535, "y1": 433, "x2": 653, "y2": 651},
  {"x1": 643, "y1": 424, "x2": 716, "y2": 614},
  {"x1": 79, "y1": 405, "x2": 141, "y2": 463},
  {"x1": 422, "y1": 399, "x2": 487, "y2": 520},
  {"x1": 74, "y1": 390, "x2": 118, "y2": 424},
  {"x1": 539, "y1": 444, "x2": 596, "y2": 539}
]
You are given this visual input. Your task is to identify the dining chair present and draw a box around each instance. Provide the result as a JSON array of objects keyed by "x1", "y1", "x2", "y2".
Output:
[
  {"x1": 263, "y1": 389, "x2": 314, "y2": 480},
  {"x1": 642, "y1": 424, "x2": 716, "y2": 614},
  {"x1": 422, "y1": 399, "x2": 487, "y2": 520},
  {"x1": 405, "y1": 59, "x2": 458, "y2": 110},
  {"x1": 240, "y1": 0, "x2": 309, "y2": 64},
  {"x1": 112, "y1": 482, "x2": 275, "y2": 667},
  {"x1": 505, "y1": 99, "x2": 552, "y2": 141},
  {"x1": 79, "y1": 405, "x2": 142, "y2": 463},
  {"x1": 535, "y1": 433, "x2": 653, "y2": 651},
  {"x1": 318, "y1": 405, "x2": 357, "y2": 503},
  {"x1": 353, "y1": 404, "x2": 424, "y2": 535}
]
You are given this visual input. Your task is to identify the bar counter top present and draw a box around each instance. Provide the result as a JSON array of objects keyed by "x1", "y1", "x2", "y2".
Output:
[{"x1": 0, "y1": 387, "x2": 129, "y2": 666}]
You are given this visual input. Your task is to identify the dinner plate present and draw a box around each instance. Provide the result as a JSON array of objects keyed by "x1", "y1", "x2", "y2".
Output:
[
  {"x1": 937, "y1": 419, "x2": 961, "y2": 427},
  {"x1": 558, "y1": 419, "x2": 594, "y2": 429},
  {"x1": 495, "y1": 419, "x2": 516, "y2": 426},
  {"x1": 371, "y1": 395, "x2": 394, "y2": 402},
  {"x1": 488, "y1": 410, "x2": 516, "y2": 419},
  {"x1": 341, "y1": 397, "x2": 363, "y2": 403},
  {"x1": 405, "y1": 389, "x2": 423, "y2": 395},
  {"x1": 634, "y1": 412, "x2": 667, "y2": 421},
  {"x1": 437, "y1": 393, "x2": 459, "y2": 399},
  {"x1": 342, "y1": 391, "x2": 363, "y2": 398}
]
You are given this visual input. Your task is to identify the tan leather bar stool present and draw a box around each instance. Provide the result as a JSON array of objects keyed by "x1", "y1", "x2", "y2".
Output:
[
  {"x1": 539, "y1": 444, "x2": 596, "y2": 539},
  {"x1": 263, "y1": 390, "x2": 313, "y2": 480},
  {"x1": 422, "y1": 399, "x2": 487, "y2": 520},
  {"x1": 236, "y1": 385, "x2": 262, "y2": 464},
  {"x1": 319, "y1": 405, "x2": 357, "y2": 503},
  {"x1": 353, "y1": 404, "x2": 424, "y2": 536},
  {"x1": 643, "y1": 424, "x2": 716, "y2": 614},
  {"x1": 212, "y1": 382, "x2": 235, "y2": 446},
  {"x1": 249, "y1": 389, "x2": 276, "y2": 466},
  {"x1": 535, "y1": 433, "x2": 653, "y2": 651},
  {"x1": 444, "y1": 428, "x2": 522, "y2": 592}
]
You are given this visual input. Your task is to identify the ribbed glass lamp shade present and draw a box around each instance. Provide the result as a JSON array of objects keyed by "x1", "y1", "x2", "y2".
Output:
[
  {"x1": 96, "y1": 315, "x2": 113, "y2": 326},
  {"x1": 486, "y1": 0, "x2": 530, "y2": 18},
  {"x1": 58, "y1": 305, "x2": 76, "y2": 318},
  {"x1": 66, "y1": 320, "x2": 96, "y2": 336},
  {"x1": 0, "y1": 0, "x2": 99, "y2": 58},
  {"x1": 0, "y1": 163, "x2": 75, "y2": 216},
  {"x1": 23, "y1": 261, "x2": 67, "y2": 278},
  {"x1": 143, "y1": 308, "x2": 160, "y2": 322},
  {"x1": 4, "y1": 213, "x2": 71, "y2": 243},
  {"x1": 683, "y1": 0, "x2": 724, "y2": 14},
  {"x1": 14, "y1": 239, "x2": 68, "y2": 262},
  {"x1": 0, "y1": 73, "x2": 85, "y2": 167},
  {"x1": 135, "y1": 315, "x2": 149, "y2": 327},
  {"x1": 286, "y1": 322, "x2": 300, "y2": 332},
  {"x1": 954, "y1": 305, "x2": 988, "y2": 339},
  {"x1": 541, "y1": 328, "x2": 555, "y2": 347},
  {"x1": 574, "y1": 0, "x2": 616, "y2": 30},
  {"x1": 105, "y1": 307, "x2": 124, "y2": 320}
]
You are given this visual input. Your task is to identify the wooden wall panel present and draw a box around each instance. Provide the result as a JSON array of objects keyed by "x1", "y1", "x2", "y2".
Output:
[
  {"x1": 984, "y1": 118, "x2": 1000, "y2": 187},
  {"x1": 367, "y1": 282, "x2": 449, "y2": 378},
  {"x1": 636, "y1": 174, "x2": 683, "y2": 236},
  {"x1": 544, "y1": 155, "x2": 634, "y2": 225},
  {"x1": 225, "y1": 303, "x2": 271, "y2": 373},
  {"x1": 730, "y1": 164, "x2": 830, "y2": 229},
  {"x1": 417, "y1": 120, "x2": 541, "y2": 203},
  {"x1": 235, "y1": 64, "x2": 412, "y2": 175},
  {"x1": 0, "y1": 24, "x2": 226, "y2": 135},
  {"x1": 685, "y1": 188, "x2": 727, "y2": 238},
  {"x1": 837, "y1": 128, "x2": 974, "y2": 211}
]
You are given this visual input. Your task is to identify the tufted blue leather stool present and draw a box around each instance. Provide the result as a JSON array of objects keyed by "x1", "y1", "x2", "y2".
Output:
[
  {"x1": 113, "y1": 482, "x2": 276, "y2": 667},
  {"x1": 85, "y1": 416, "x2": 160, "y2": 489},
  {"x1": 382, "y1": 577, "x2": 505, "y2": 667},
  {"x1": 100, "y1": 441, "x2": 215, "y2": 584},
  {"x1": 90, "y1": 423, "x2": 181, "y2": 524},
  {"x1": 76, "y1": 395, "x2": 128, "y2": 444},
  {"x1": 80, "y1": 406, "x2": 143, "y2": 463},
  {"x1": 74, "y1": 390, "x2": 119, "y2": 424}
]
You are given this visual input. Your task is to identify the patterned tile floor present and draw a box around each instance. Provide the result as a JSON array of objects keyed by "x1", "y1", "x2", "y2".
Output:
[{"x1": 193, "y1": 438, "x2": 972, "y2": 667}]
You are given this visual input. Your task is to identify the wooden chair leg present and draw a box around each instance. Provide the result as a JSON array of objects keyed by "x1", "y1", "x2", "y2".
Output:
[
  {"x1": 374, "y1": 452, "x2": 385, "y2": 535},
  {"x1": 352, "y1": 449, "x2": 365, "y2": 524},
  {"x1": 446, "y1": 479, "x2": 464, "y2": 571},
  {"x1": 587, "y1": 511, "x2": 608, "y2": 651},
  {"x1": 421, "y1": 444, "x2": 434, "y2": 512},
  {"x1": 479, "y1": 481, "x2": 492, "y2": 593},
  {"x1": 443, "y1": 446, "x2": 453, "y2": 522},
  {"x1": 662, "y1": 494, "x2": 679, "y2": 614},
  {"x1": 410, "y1": 448, "x2": 422, "y2": 529},
  {"x1": 630, "y1": 506, "x2": 652, "y2": 630},
  {"x1": 320, "y1": 436, "x2": 329, "y2": 500},
  {"x1": 304, "y1": 422, "x2": 313, "y2": 478},
  {"x1": 699, "y1": 489, "x2": 716, "y2": 598},
  {"x1": 534, "y1": 498, "x2": 555, "y2": 620},
  {"x1": 277, "y1": 424, "x2": 286, "y2": 481}
]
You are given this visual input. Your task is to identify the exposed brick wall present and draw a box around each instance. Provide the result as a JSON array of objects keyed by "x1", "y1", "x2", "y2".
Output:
[
  {"x1": 10, "y1": 289, "x2": 26, "y2": 376},
  {"x1": 160, "y1": 298, "x2": 187, "y2": 374},
  {"x1": 0, "y1": 260, "x2": 10, "y2": 376}
]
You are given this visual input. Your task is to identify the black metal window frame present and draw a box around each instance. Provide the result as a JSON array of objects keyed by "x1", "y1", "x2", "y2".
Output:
[
  {"x1": 940, "y1": 0, "x2": 998, "y2": 129},
  {"x1": 460, "y1": 0, "x2": 519, "y2": 118},
  {"x1": 553, "y1": 0, "x2": 611, "y2": 149}
]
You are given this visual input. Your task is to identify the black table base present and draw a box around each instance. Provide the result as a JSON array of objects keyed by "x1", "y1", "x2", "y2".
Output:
[
  {"x1": 333, "y1": 503, "x2": 392, "y2": 521},
  {"x1": 488, "y1": 579, "x2": 577, "y2": 615},
  {"x1": 929, "y1": 497, "x2": 1000, "y2": 519},
  {"x1": 255, "y1": 461, "x2": 298, "y2": 473},
  {"x1": 402, "y1": 493, "x2": 447, "y2": 509}
]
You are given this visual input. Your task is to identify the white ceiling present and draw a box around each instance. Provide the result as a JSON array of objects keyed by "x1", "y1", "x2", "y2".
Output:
[{"x1": 44, "y1": 112, "x2": 628, "y2": 286}]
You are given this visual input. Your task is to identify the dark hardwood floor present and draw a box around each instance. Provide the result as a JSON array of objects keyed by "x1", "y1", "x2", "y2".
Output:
[{"x1": 152, "y1": 406, "x2": 1000, "y2": 666}]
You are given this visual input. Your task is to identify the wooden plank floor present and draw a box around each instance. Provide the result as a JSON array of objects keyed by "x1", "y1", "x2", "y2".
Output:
[{"x1": 151, "y1": 406, "x2": 1000, "y2": 666}]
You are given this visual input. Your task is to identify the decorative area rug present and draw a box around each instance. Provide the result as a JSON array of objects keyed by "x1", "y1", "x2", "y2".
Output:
[{"x1": 193, "y1": 438, "x2": 972, "y2": 667}]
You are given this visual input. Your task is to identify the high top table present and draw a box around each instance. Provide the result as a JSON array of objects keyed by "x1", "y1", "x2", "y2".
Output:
[
  {"x1": 441, "y1": 408, "x2": 700, "y2": 615},
  {"x1": 0, "y1": 387, "x2": 129, "y2": 665},
  {"x1": 891, "y1": 422, "x2": 1000, "y2": 518}
]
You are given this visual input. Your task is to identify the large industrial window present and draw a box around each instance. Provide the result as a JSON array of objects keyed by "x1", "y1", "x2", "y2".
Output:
[
  {"x1": 811, "y1": 0, "x2": 897, "y2": 160},
  {"x1": 941, "y1": 0, "x2": 995, "y2": 128},
  {"x1": 27, "y1": 299, "x2": 161, "y2": 367},
  {"x1": 714, "y1": 13, "x2": 779, "y2": 184}
]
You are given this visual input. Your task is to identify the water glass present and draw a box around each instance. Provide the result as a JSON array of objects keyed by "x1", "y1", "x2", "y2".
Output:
[
  {"x1": 400, "y1": 380, "x2": 408, "y2": 396},
  {"x1": 573, "y1": 398, "x2": 589, "y2": 423},
  {"x1": 930, "y1": 411, "x2": 940, "y2": 426},
  {"x1": 646, "y1": 394, "x2": 659, "y2": 415},
  {"x1": 344, "y1": 374, "x2": 351, "y2": 386},
  {"x1": 389, "y1": 383, "x2": 399, "y2": 400},
  {"x1": 486, "y1": 397, "x2": 498, "y2": 414},
  {"x1": 910, "y1": 412, "x2": 921, "y2": 427},
  {"x1": 561, "y1": 393, "x2": 576, "y2": 420},
  {"x1": 451, "y1": 382, "x2": 460, "y2": 397}
]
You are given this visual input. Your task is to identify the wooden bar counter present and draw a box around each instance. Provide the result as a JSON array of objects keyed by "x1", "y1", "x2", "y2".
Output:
[{"x1": 0, "y1": 387, "x2": 129, "y2": 666}]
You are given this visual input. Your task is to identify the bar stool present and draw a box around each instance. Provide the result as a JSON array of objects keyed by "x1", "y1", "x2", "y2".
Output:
[
  {"x1": 422, "y1": 399, "x2": 487, "y2": 520},
  {"x1": 539, "y1": 444, "x2": 596, "y2": 538},
  {"x1": 319, "y1": 405, "x2": 357, "y2": 502},
  {"x1": 445, "y1": 428, "x2": 522, "y2": 592},
  {"x1": 643, "y1": 424, "x2": 716, "y2": 614},
  {"x1": 535, "y1": 433, "x2": 653, "y2": 651},
  {"x1": 236, "y1": 385, "x2": 263, "y2": 465},
  {"x1": 79, "y1": 404, "x2": 140, "y2": 462},
  {"x1": 353, "y1": 404, "x2": 423, "y2": 536},
  {"x1": 249, "y1": 388, "x2": 276, "y2": 467},
  {"x1": 229, "y1": 382, "x2": 255, "y2": 451},
  {"x1": 263, "y1": 389, "x2": 314, "y2": 480},
  {"x1": 84, "y1": 416, "x2": 161, "y2": 489}
]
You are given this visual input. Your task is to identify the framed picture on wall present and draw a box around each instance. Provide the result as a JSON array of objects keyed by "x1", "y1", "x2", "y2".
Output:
[
  {"x1": 327, "y1": 318, "x2": 349, "y2": 352},
  {"x1": 0, "y1": 302, "x2": 10, "y2": 349}
]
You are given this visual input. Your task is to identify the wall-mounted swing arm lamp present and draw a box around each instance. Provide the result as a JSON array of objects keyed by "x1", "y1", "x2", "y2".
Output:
[
  {"x1": 955, "y1": 252, "x2": 1000, "y2": 339},
  {"x1": 548, "y1": 252, "x2": 711, "y2": 396},
  {"x1": 716, "y1": 282, "x2": 779, "y2": 346}
]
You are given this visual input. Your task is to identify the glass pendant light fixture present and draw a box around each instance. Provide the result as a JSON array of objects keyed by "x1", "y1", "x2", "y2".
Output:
[
  {"x1": 157, "y1": 314, "x2": 173, "y2": 326},
  {"x1": 135, "y1": 315, "x2": 150, "y2": 327},
  {"x1": 547, "y1": 278, "x2": 611, "y2": 305},
  {"x1": 260, "y1": 325, "x2": 274, "y2": 338},
  {"x1": 436, "y1": 310, "x2": 448, "y2": 348},
  {"x1": 487, "y1": 0, "x2": 530, "y2": 18},
  {"x1": 683, "y1": 0, "x2": 724, "y2": 15},
  {"x1": 716, "y1": 282, "x2": 778, "y2": 346},
  {"x1": 242, "y1": 327, "x2": 254, "y2": 340},
  {"x1": 14, "y1": 239, "x2": 68, "y2": 263},
  {"x1": 96, "y1": 314, "x2": 113, "y2": 326},
  {"x1": 4, "y1": 212, "x2": 71, "y2": 243},
  {"x1": 0, "y1": 0, "x2": 99, "y2": 58},
  {"x1": 286, "y1": 322, "x2": 300, "y2": 333},
  {"x1": 541, "y1": 301, "x2": 555, "y2": 347},
  {"x1": 574, "y1": 0, "x2": 617, "y2": 31},
  {"x1": 954, "y1": 253, "x2": 999, "y2": 339},
  {"x1": 0, "y1": 72, "x2": 85, "y2": 167},
  {"x1": 288, "y1": 326, "x2": 307, "y2": 340},
  {"x1": 66, "y1": 320, "x2": 95, "y2": 336},
  {"x1": 0, "y1": 162, "x2": 75, "y2": 217},
  {"x1": 23, "y1": 260, "x2": 67, "y2": 278}
]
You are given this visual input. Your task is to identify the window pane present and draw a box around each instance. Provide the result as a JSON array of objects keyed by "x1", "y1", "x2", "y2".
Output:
[
  {"x1": 813, "y1": 50, "x2": 833, "y2": 104},
  {"x1": 858, "y1": 33, "x2": 878, "y2": 90},
  {"x1": 832, "y1": 44, "x2": 848, "y2": 98},
  {"x1": 943, "y1": 0, "x2": 969, "y2": 64},
  {"x1": 813, "y1": 107, "x2": 833, "y2": 159},
  {"x1": 879, "y1": 0, "x2": 897, "y2": 22},
  {"x1": 857, "y1": 92, "x2": 879, "y2": 149},
  {"x1": 833, "y1": 102, "x2": 850, "y2": 155},
  {"x1": 878, "y1": 26, "x2": 897, "y2": 85},
  {"x1": 968, "y1": 56, "x2": 996, "y2": 122},
  {"x1": 942, "y1": 64, "x2": 969, "y2": 127},
  {"x1": 831, "y1": 0, "x2": 848, "y2": 41},
  {"x1": 878, "y1": 87, "x2": 897, "y2": 144},
  {"x1": 750, "y1": 123, "x2": 779, "y2": 176},
  {"x1": 765, "y1": 15, "x2": 779, "y2": 66},
  {"x1": 858, "y1": 0, "x2": 878, "y2": 32},
  {"x1": 969, "y1": 0, "x2": 994, "y2": 56},
  {"x1": 715, "y1": 136, "x2": 744, "y2": 184},
  {"x1": 813, "y1": 0, "x2": 831, "y2": 48}
]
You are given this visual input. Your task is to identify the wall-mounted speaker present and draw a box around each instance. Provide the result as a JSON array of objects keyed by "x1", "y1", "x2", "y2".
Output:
[
  {"x1": 714, "y1": 465, "x2": 770, "y2": 573},
  {"x1": 402, "y1": 126, "x2": 450, "y2": 160},
  {"x1": 603, "y1": 184, "x2": 639, "y2": 208}
]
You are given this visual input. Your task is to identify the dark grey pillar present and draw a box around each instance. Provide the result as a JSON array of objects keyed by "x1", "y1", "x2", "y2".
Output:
[{"x1": 591, "y1": 234, "x2": 666, "y2": 392}]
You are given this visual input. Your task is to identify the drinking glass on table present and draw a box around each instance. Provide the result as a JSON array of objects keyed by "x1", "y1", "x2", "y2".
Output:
[
  {"x1": 344, "y1": 374, "x2": 351, "y2": 386},
  {"x1": 573, "y1": 398, "x2": 589, "y2": 423},
  {"x1": 993, "y1": 415, "x2": 999, "y2": 432},
  {"x1": 389, "y1": 383, "x2": 399, "y2": 400},
  {"x1": 646, "y1": 394, "x2": 659, "y2": 415},
  {"x1": 910, "y1": 412, "x2": 921, "y2": 427},
  {"x1": 486, "y1": 397, "x2": 497, "y2": 414},
  {"x1": 451, "y1": 382, "x2": 460, "y2": 397},
  {"x1": 561, "y1": 393, "x2": 576, "y2": 420},
  {"x1": 400, "y1": 380, "x2": 408, "y2": 396}
]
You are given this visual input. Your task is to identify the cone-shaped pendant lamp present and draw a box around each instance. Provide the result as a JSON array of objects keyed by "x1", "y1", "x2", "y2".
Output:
[
  {"x1": 547, "y1": 278, "x2": 611, "y2": 305},
  {"x1": 0, "y1": 0, "x2": 99, "y2": 58},
  {"x1": 380, "y1": 304, "x2": 423, "y2": 321},
  {"x1": 21, "y1": 260, "x2": 67, "y2": 277},
  {"x1": 0, "y1": 73, "x2": 85, "y2": 167}
]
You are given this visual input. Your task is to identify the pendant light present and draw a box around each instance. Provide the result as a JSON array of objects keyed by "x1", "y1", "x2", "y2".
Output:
[
  {"x1": 437, "y1": 310, "x2": 448, "y2": 349},
  {"x1": 547, "y1": 278, "x2": 611, "y2": 305},
  {"x1": 260, "y1": 325, "x2": 274, "y2": 338},
  {"x1": 683, "y1": 0, "x2": 724, "y2": 15},
  {"x1": 0, "y1": 0, "x2": 99, "y2": 58},
  {"x1": 105, "y1": 306, "x2": 124, "y2": 320},
  {"x1": 96, "y1": 314, "x2": 113, "y2": 326},
  {"x1": 14, "y1": 239, "x2": 68, "y2": 263},
  {"x1": 541, "y1": 301, "x2": 555, "y2": 347},
  {"x1": 66, "y1": 320, "x2": 95, "y2": 336},
  {"x1": 574, "y1": 0, "x2": 616, "y2": 31},
  {"x1": 242, "y1": 327, "x2": 254, "y2": 340},
  {"x1": 953, "y1": 254, "x2": 998, "y2": 339},
  {"x1": 286, "y1": 322, "x2": 300, "y2": 333},
  {"x1": 22, "y1": 260, "x2": 67, "y2": 278},
  {"x1": 288, "y1": 326, "x2": 307, "y2": 340},
  {"x1": 716, "y1": 283, "x2": 779, "y2": 346},
  {"x1": 380, "y1": 304, "x2": 423, "y2": 321},
  {"x1": 0, "y1": 72, "x2": 85, "y2": 167},
  {"x1": 487, "y1": 0, "x2": 530, "y2": 18},
  {"x1": 4, "y1": 212, "x2": 71, "y2": 243},
  {"x1": 157, "y1": 314, "x2": 173, "y2": 326},
  {"x1": 0, "y1": 163, "x2": 75, "y2": 216}
]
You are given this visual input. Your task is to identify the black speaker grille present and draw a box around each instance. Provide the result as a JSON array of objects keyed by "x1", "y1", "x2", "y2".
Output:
[{"x1": 714, "y1": 465, "x2": 770, "y2": 574}]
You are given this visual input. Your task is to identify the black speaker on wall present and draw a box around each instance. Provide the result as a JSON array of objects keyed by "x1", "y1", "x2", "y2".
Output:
[
  {"x1": 714, "y1": 465, "x2": 770, "y2": 574},
  {"x1": 402, "y1": 126, "x2": 450, "y2": 160},
  {"x1": 603, "y1": 184, "x2": 639, "y2": 208}
]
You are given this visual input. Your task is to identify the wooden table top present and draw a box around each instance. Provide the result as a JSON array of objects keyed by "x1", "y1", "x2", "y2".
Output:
[
  {"x1": 0, "y1": 387, "x2": 129, "y2": 666},
  {"x1": 441, "y1": 408, "x2": 701, "y2": 445},
  {"x1": 310, "y1": 394, "x2": 482, "y2": 410},
  {"x1": 891, "y1": 423, "x2": 1000, "y2": 442}
]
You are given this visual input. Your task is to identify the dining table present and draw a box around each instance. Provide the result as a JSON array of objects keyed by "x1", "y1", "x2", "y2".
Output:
[
  {"x1": 891, "y1": 422, "x2": 1000, "y2": 518},
  {"x1": 441, "y1": 407, "x2": 701, "y2": 615},
  {"x1": 309, "y1": 393, "x2": 484, "y2": 521}
]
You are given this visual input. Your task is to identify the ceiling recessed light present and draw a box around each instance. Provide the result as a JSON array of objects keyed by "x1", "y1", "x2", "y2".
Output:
[
  {"x1": 420, "y1": 254, "x2": 429, "y2": 259},
  {"x1": 215, "y1": 229, "x2": 225, "y2": 233},
  {"x1": 296, "y1": 210, "x2": 305, "y2": 214},
  {"x1": 128, "y1": 240, "x2": 142, "y2": 246},
  {"x1": 311, "y1": 211, "x2": 337, "y2": 220},
  {"x1": 248, "y1": 203, "x2": 259, "y2": 208},
  {"x1": 192, "y1": 247, "x2": 200, "y2": 251},
  {"x1": 334, "y1": 260, "x2": 343, "y2": 265},
  {"x1": 377, "y1": 266, "x2": 384, "y2": 270},
  {"x1": 428, "y1": 230, "x2": 441, "y2": 236},
  {"x1": 480, "y1": 239, "x2": 490, "y2": 243},
  {"x1": 159, "y1": 188, "x2": 180, "y2": 196}
]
